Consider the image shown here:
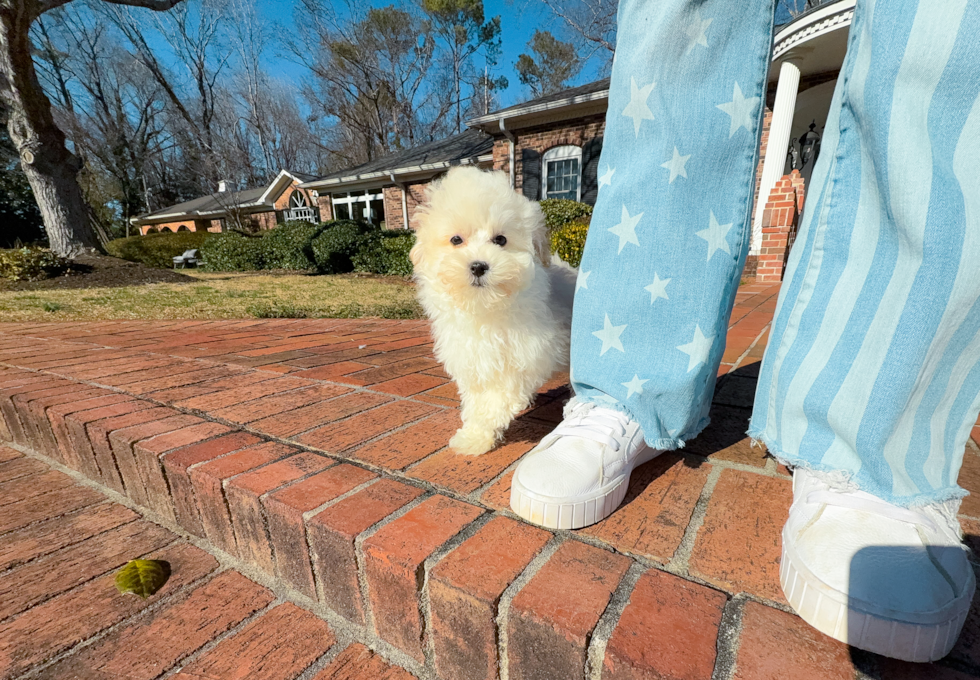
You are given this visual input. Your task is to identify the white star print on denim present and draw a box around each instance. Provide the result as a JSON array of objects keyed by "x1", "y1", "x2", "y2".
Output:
[
  {"x1": 622, "y1": 77, "x2": 655, "y2": 137},
  {"x1": 685, "y1": 9, "x2": 713, "y2": 53},
  {"x1": 677, "y1": 326, "x2": 714, "y2": 372},
  {"x1": 576, "y1": 270, "x2": 591, "y2": 291},
  {"x1": 644, "y1": 274, "x2": 670, "y2": 303},
  {"x1": 593, "y1": 314, "x2": 627, "y2": 356},
  {"x1": 599, "y1": 166, "x2": 615, "y2": 189},
  {"x1": 717, "y1": 82, "x2": 760, "y2": 138},
  {"x1": 622, "y1": 375, "x2": 648, "y2": 398},
  {"x1": 697, "y1": 212, "x2": 732, "y2": 260},
  {"x1": 661, "y1": 148, "x2": 690, "y2": 183},
  {"x1": 608, "y1": 205, "x2": 643, "y2": 253}
]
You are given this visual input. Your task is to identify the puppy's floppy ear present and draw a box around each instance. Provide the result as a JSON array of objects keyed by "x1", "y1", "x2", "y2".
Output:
[{"x1": 528, "y1": 202, "x2": 551, "y2": 267}]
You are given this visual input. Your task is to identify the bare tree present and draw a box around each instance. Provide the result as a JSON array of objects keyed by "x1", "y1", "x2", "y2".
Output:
[
  {"x1": 539, "y1": 0, "x2": 616, "y2": 75},
  {"x1": 421, "y1": 0, "x2": 502, "y2": 133},
  {"x1": 289, "y1": 1, "x2": 451, "y2": 167},
  {"x1": 0, "y1": 0, "x2": 185, "y2": 256}
]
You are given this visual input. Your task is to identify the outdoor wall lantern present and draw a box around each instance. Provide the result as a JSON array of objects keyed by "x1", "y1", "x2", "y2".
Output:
[{"x1": 789, "y1": 121, "x2": 822, "y2": 171}]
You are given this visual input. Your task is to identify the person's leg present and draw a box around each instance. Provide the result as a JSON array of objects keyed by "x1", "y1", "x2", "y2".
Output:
[
  {"x1": 750, "y1": 0, "x2": 980, "y2": 660},
  {"x1": 511, "y1": 0, "x2": 776, "y2": 529}
]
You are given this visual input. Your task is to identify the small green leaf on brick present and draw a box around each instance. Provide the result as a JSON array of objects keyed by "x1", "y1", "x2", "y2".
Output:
[{"x1": 114, "y1": 559, "x2": 171, "y2": 599}]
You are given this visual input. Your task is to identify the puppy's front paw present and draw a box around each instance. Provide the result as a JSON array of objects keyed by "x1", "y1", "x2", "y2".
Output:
[{"x1": 449, "y1": 427, "x2": 497, "y2": 456}]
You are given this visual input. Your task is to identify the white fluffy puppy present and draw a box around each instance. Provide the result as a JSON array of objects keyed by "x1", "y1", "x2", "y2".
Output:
[{"x1": 411, "y1": 166, "x2": 575, "y2": 456}]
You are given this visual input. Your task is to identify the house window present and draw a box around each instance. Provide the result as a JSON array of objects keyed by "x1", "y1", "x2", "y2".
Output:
[
  {"x1": 331, "y1": 189, "x2": 385, "y2": 226},
  {"x1": 541, "y1": 145, "x2": 582, "y2": 201},
  {"x1": 542, "y1": 145, "x2": 582, "y2": 201}
]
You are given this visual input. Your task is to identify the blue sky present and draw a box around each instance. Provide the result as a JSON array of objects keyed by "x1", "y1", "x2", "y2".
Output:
[{"x1": 253, "y1": 0, "x2": 606, "y2": 110}]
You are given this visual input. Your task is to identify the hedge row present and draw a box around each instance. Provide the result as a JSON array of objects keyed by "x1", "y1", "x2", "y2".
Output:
[
  {"x1": 198, "y1": 219, "x2": 415, "y2": 276},
  {"x1": 105, "y1": 231, "x2": 214, "y2": 269}
]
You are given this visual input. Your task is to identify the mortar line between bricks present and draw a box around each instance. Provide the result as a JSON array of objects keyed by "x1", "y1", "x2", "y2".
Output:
[
  {"x1": 156, "y1": 599, "x2": 282, "y2": 680},
  {"x1": 420, "y1": 512, "x2": 495, "y2": 677},
  {"x1": 710, "y1": 593, "x2": 748, "y2": 680},
  {"x1": 0, "y1": 512, "x2": 142, "y2": 575},
  {"x1": 585, "y1": 561, "x2": 647, "y2": 680},
  {"x1": 0, "y1": 487, "x2": 106, "y2": 538},
  {"x1": 351, "y1": 491, "x2": 434, "y2": 637},
  {"x1": 300, "y1": 476, "x2": 381, "y2": 523},
  {"x1": 0, "y1": 352, "x2": 454, "y2": 427},
  {"x1": 729, "y1": 323, "x2": 771, "y2": 372},
  {"x1": 495, "y1": 535, "x2": 566, "y2": 680},
  {"x1": 8, "y1": 548, "x2": 224, "y2": 680},
  {"x1": 292, "y1": 641, "x2": 355, "y2": 680},
  {"x1": 667, "y1": 464, "x2": 724, "y2": 575},
  {"x1": 10, "y1": 442, "x2": 431, "y2": 680}
]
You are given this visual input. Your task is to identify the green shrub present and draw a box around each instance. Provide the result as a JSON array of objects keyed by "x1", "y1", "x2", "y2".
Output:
[
  {"x1": 311, "y1": 220, "x2": 379, "y2": 274},
  {"x1": 105, "y1": 231, "x2": 213, "y2": 269},
  {"x1": 0, "y1": 247, "x2": 70, "y2": 281},
  {"x1": 200, "y1": 232, "x2": 269, "y2": 271},
  {"x1": 539, "y1": 199, "x2": 593, "y2": 232},
  {"x1": 262, "y1": 220, "x2": 329, "y2": 270},
  {"x1": 550, "y1": 220, "x2": 590, "y2": 268},
  {"x1": 352, "y1": 231, "x2": 415, "y2": 276}
]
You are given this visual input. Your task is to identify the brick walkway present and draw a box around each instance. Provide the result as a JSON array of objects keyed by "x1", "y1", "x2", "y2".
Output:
[{"x1": 1, "y1": 281, "x2": 978, "y2": 680}]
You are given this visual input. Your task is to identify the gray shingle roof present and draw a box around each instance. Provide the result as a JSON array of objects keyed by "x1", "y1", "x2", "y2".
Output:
[
  {"x1": 311, "y1": 129, "x2": 494, "y2": 183},
  {"x1": 483, "y1": 79, "x2": 610, "y2": 119},
  {"x1": 141, "y1": 186, "x2": 267, "y2": 220}
]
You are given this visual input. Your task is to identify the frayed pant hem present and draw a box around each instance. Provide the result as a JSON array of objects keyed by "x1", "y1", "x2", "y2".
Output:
[
  {"x1": 747, "y1": 427, "x2": 969, "y2": 508},
  {"x1": 573, "y1": 395, "x2": 708, "y2": 452}
]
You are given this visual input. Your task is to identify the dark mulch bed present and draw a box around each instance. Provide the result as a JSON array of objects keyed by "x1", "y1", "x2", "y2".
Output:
[{"x1": 0, "y1": 254, "x2": 196, "y2": 291}]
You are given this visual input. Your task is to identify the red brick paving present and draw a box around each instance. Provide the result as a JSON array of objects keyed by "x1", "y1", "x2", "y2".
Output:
[{"x1": 2, "y1": 284, "x2": 979, "y2": 679}]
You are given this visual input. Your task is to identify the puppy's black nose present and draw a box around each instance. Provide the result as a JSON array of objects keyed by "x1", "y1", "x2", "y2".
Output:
[{"x1": 470, "y1": 261, "x2": 489, "y2": 278}]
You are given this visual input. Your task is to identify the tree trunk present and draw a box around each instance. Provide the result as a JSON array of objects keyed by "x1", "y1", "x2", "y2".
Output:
[{"x1": 0, "y1": 1, "x2": 101, "y2": 257}]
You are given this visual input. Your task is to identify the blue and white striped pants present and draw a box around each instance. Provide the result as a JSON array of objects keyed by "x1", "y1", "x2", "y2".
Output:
[{"x1": 571, "y1": 0, "x2": 980, "y2": 506}]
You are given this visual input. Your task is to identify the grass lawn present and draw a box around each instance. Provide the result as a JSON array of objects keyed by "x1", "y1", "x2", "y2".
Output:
[{"x1": 0, "y1": 271, "x2": 422, "y2": 322}]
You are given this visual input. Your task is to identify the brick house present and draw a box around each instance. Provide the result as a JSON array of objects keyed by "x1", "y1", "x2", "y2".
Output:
[
  {"x1": 303, "y1": 1, "x2": 848, "y2": 279},
  {"x1": 299, "y1": 130, "x2": 494, "y2": 231},
  {"x1": 131, "y1": 170, "x2": 319, "y2": 236}
]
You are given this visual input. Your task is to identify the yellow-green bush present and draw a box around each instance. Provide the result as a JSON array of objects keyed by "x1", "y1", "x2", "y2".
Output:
[
  {"x1": 539, "y1": 199, "x2": 593, "y2": 232},
  {"x1": 0, "y1": 247, "x2": 70, "y2": 281},
  {"x1": 550, "y1": 220, "x2": 590, "y2": 268}
]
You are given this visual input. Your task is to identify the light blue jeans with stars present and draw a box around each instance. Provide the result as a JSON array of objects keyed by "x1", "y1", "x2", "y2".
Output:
[{"x1": 571, "y1": 0, "x2": 980, "y2": 507}]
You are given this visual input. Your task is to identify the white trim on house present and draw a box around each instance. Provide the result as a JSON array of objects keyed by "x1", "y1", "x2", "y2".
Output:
[
  {"x1": 331, "y1": 188, "x2": 386, "y2": 225},
  {"x1": 299, "y1": 154, "x2": 494, "y2": 190},
  {"x1": 468, "y1": 90, "x2": 610, "y2": 130},
  {"x1": 542, "y1": 145, "x2": 583, "y2": 202},
  {"x1": 772, "y1": 0, "x2": 855, "y2": 60},
  {"x1": 257, "y1": 169, "x2": 309, "y2": 205}
]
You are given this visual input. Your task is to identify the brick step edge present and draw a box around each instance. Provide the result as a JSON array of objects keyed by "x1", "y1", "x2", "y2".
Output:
[{"x1": 0, "y1": 368, "x2": 742, "y2": 680}]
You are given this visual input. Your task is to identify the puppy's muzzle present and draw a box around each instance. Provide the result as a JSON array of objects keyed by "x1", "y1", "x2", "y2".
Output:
[{"x1": 470, "y1": 261, "x2": 490, "y2": 285}]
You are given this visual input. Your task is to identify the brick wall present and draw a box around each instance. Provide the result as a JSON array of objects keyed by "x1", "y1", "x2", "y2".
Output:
[
  {"x1": 317, "y1": 196, "x2": 333, "y2": 222},
  {"x1": 493, "y1": 113, "x2": 606, "y2": 198},
  {"x1": 757, "y1": 169, "x2": 806, "y2": 282},
  {"x1": 379, "y1": 182, "x2": 431, "y2": 230}
]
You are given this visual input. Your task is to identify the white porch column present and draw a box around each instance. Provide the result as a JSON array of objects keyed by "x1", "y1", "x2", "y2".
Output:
[{"x1": 751, "y1": 58, "x2": 801, "y2": 254}]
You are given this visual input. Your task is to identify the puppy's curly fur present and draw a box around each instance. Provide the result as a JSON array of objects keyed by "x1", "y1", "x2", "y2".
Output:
[{"x1": 411, "y1": 167, "x2": 575, "y2": 456}]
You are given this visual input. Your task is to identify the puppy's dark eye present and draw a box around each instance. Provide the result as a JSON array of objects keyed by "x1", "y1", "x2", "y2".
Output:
[
  {"x1": 450, "y1": 235, "x2": 463, "y2": 246},
  {"x1": 492, "y1": 234, "x2": 507, "y2": 247}
]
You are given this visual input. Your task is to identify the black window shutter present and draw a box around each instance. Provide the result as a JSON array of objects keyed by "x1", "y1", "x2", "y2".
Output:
[
  {"x1": 581, "y1": 136, "x2": 603, "y2": 206},
  {"x1": 522, "y1": 148, "x2": 541, "y2": 200}
]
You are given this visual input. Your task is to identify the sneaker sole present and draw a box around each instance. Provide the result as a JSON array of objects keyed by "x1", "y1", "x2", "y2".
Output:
[
  {"x1": 509, "y1": 445, "x2": 659, "y2": 530},
  {"x1": 780, "y1": 529, "x2": 975, "y2": 662}
]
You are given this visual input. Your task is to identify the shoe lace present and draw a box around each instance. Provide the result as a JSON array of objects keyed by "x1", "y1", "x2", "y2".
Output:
[
  {"x1": 806, "y1": 488, "x2": 939, "y2": 533},
  {"x1": 552, "y1": 401, "x2": 630, "y2": 452}
]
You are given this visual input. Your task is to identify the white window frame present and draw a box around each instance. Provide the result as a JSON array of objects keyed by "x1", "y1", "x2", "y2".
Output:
[
  {"x1": 331, "y1": 188, "x2": 386, "y2": 224},
  {"x1": 542, "y1": 145, "x2": 583, "y2": 201}
]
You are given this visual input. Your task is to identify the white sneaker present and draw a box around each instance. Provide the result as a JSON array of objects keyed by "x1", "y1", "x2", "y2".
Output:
[
  {"x1": 781, "y1": 469, "x2": 976, "y2": 662},
  {"x1": 510, "y1": 398, "x2": 662, "y2": 530}
]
